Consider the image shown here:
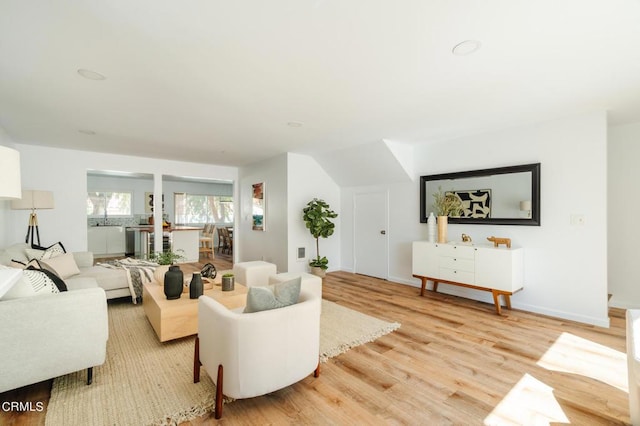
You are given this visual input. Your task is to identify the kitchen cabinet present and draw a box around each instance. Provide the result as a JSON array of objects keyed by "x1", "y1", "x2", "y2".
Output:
[
  {"x1": 88, "y1": 226, "x2": 126, "y2": 256},
  {"x1": 412, "y1": 241, "x2": 524, "y2": 315}
]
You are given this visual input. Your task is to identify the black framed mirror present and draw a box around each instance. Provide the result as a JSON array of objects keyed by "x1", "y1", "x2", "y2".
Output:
[{"x1": 420, "y1": 163, "x2": 540, "y2": 226}]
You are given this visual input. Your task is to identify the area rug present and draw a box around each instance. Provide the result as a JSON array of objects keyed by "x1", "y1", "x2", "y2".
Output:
[{"x1": 45, "y1": 300, "x2": 400, "y2": 426}]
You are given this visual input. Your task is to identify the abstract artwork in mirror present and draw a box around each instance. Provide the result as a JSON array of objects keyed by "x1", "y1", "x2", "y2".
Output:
[
  {"x1": 420, "y1": 163, "x2": 540, "y2": 226},
  {"x1": 448, "y1": 189, "x2": 491, "y2": 218},
  {"x1": 252, "y1": 182, "x2": 265, "y2": 231}
]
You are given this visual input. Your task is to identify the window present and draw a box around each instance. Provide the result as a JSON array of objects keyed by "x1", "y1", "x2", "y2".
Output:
[
  {"x1": 174, "y1": 193, "x2": 234, "y2": 225},
  {"x1": 87, "y1": 191, "x2": 132, "y2": 217}
]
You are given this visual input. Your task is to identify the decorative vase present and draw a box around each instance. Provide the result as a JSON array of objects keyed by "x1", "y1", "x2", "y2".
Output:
[
  {"x1": 164, "y1": 265, "x2": 183, "y2": 300},
  {"x1": 427, "y1": 212, "x2": 436, "y2": 243},
  {"x1": 189, "y1": 272, "x2": 203, "y2": 299},
  {"x1": 221, "y1": 275, "x2": 235, "y2": 292},
  {"x1": 437, "y1": 215, "x2": 448, "y2": 244}
]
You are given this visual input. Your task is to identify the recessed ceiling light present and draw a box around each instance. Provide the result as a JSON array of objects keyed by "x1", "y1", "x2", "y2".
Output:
[
  {"x1": 452, "y1": 40, "x2": 481, "y2": 56},
  {"x1": 77, "y1": 68, "x2": 107, "y2": 80},
  {"x1": 287, "y1": 121, "x2": 303, "y2": 128},
  {"x1": 79, "y1": 129, "x2": 96, "y2": 135}
]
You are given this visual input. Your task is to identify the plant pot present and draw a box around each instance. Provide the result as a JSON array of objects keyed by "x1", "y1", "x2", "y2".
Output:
[
  {"x1": 310, "y1": 266, "x2": 326, "y2": 278},
  {"x1": 437, "y1": 215, "x2": 448, "y2": 244},
  {"x1": 164, "y1": 265, "x2": 183, "y2": 300},
  {"x1": 221, "y1": 276, "x2": 235, "y2": 292}
]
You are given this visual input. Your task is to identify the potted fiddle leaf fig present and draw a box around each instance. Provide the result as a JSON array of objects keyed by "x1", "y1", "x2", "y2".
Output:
[{"x1": 303, "y1": 198, "x2": 338, "y2": 278}]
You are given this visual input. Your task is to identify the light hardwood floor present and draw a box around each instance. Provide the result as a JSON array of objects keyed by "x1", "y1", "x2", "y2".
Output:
[{"x1": 1, "y1": 265, "x2": 631, "y2": 425}]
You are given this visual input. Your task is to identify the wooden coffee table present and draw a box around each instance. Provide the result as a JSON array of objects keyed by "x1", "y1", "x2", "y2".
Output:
[{"x1": 143, "y1": 276, "x2": 247, "y2": 342}]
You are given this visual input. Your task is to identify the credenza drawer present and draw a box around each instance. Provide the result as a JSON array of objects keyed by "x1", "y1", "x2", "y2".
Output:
[
  {"x1": 439, "y1": 257, "x2": 474, "y2": 272},
  {"x1": 439, "y1": 268, "x2": 474, "y2": 285},
  {"x1": 438, "y1": 244, "x2": 475, "y2": 260}
]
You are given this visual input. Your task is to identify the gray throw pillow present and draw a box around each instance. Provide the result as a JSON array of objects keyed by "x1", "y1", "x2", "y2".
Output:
[{"x1": 243, "y1": 277, "x2": 301, "y2": 313}]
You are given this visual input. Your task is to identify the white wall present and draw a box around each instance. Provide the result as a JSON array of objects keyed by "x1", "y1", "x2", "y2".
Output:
[
  {"x1": 287, "y1": 153, "x2": 341, "y2": 273},
  {"x1": 237, "y1": 154, "x2": 289, "y2": 271},
  {"x1": 608, "y1": 122, "x2": 640, "y2": 308},
  {"x1": 0, "y1": 128, "x2": 19, "y2": 247},
  {"x1": 341, "y1": 111, "x2": 609, "y2": 326},
  {"x1": 9, "y1": 144, "x2": 238, "y2": 253}
]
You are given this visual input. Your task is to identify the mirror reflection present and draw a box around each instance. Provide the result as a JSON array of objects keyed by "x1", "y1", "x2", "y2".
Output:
[{"x1": 420, "y1": 163, "x2": 540, "y2": 226}]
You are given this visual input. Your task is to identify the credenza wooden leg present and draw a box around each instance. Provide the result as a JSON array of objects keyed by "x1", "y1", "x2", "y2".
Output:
[
  {"x1": 432, "y1": 281, "x2": 439, "y2": 293},
  {"x1": 504, "y1": 294, "x2": 512, "y2": 310},
  {"x1": 420, "y1": 277, "x2": 427, "y2": 296},
  {"x1": 491, "y1": 290, "x2": 502, "y2": 315}
]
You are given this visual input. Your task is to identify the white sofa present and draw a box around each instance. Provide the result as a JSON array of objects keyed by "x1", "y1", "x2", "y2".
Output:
[
  {"x1": 0, "y1": 243, "x2": 130, "y2": 299},
  {"x1": 627, "y1": 309, "x2": 640, "y2": 425},
  {"x1": 0, "y1": 279, "x2": 109, "y2": 393}
]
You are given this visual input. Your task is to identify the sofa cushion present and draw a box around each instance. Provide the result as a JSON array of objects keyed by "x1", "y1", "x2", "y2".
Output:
[
  {"x1": 244, "y1": 276, "x2": 301, "y2": 313},
  {"x1": 40, "y1": 253, "x2": 81, "y2": 279},
  {"x1": 78, "y1": 266, "x2": 128, "y2": 292},
  {"x1": 0, "y1": 243, "x2": 30, "y2": 265}
]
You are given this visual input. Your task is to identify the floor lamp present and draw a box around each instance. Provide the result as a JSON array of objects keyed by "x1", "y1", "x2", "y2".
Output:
[{"x1": 11, "y1": 190, "x2": 54, "y2": 247}]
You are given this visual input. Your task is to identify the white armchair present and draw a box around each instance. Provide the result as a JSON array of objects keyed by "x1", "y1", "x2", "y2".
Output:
[{"x1": 194, "y1": 289, "x2": 321, "y2": 419}]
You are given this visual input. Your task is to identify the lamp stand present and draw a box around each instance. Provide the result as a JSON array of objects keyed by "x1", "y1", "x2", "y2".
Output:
[{"x1": 25, "y1": 211, "x2": 41, "y2": 247}]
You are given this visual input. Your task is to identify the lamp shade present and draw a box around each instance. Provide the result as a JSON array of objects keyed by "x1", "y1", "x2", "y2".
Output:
[
  {"x1": 11, "y1": 190, "x2": 54, "y2": 210},
  {"x1": 0, "y1": 146, "x2": 22, "y2": 200},
  {"x1": 519, "y1": 201, "x2": 531, "y2": 211}
]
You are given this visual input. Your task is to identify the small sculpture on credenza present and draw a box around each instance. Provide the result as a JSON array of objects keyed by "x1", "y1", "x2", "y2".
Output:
[
  {"x1": 461, "y1": 233, "x2": 472, "y2": 243},
  {"x1": 487, "y1": 236, "x2": 511, "y2": 248}
]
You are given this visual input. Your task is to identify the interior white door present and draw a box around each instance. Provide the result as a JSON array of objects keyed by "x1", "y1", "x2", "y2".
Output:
[{"x1": 354, "y1": 192, "x2": 388, "y2": 279}]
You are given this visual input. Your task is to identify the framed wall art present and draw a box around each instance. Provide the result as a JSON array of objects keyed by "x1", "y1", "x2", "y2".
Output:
[{"x1": 252, "y1": 182, "x2": 265, "y2": 231}]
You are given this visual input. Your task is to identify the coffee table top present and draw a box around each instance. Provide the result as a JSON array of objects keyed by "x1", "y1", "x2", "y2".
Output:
[{"x1": 144, "y1": 277, "x2": 248, "y2": 311}]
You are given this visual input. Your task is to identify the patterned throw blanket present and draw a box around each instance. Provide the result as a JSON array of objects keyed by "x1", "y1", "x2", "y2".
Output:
[{"x1": 98, "y1": 258, "x2": 157, "y2": 303}]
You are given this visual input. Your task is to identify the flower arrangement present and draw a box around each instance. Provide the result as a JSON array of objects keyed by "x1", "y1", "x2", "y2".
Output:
[{"x1": 433, "y1": 187, "x2": 463, "y2": 217}]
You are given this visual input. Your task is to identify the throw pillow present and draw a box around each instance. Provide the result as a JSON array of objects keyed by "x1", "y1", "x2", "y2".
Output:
[
  {"x1": 26, "y1": 265, "x2": 67, "y2": 292},
  {"x1": 25, "y1": 242, "x2": 66, "y2": 261},
  {"x1": 10, "y1": 259, "x2": 41, "y2": 269},
  {"x1": 21, "y1": 269, "x2": 61, "y2": 295},
  {"x1": 243, "y1": 276, "x2": 301, "y2": 313},
  {"x1": 40, "y1": 253, "x2": 80, "y2": 280}
]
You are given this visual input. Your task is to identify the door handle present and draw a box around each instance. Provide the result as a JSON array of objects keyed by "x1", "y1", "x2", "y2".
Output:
[{"x1": 380, "y1": 230, "x2": 386, "y2": 235}]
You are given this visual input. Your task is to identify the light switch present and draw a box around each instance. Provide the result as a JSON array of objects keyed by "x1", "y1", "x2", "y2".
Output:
[{"x1": 570, "y1": 214, "x2": 585, "y2": 225}]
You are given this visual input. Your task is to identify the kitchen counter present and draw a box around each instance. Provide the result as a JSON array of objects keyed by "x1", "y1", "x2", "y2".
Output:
[
  {"x1": 127, "y1": 226, "x2": 202, "y2": 232},
  {"x1": 130, "y1": 226, "x2": 201, "y2": 262}
]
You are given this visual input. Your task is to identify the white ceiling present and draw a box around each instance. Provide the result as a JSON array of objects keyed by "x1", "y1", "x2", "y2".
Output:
[{"x1": 1, "y1": 1, "x2": 640, "y2": 167}]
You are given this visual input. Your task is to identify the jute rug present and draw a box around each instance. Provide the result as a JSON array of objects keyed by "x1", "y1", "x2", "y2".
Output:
[{"x1": 45, "y1": 300, "x2": 400, "y2": 426}]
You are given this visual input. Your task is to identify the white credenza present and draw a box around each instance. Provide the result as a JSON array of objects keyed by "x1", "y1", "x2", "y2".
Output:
[{"x1": 412, "y1": 241, "x2": 524, "y2": 314}]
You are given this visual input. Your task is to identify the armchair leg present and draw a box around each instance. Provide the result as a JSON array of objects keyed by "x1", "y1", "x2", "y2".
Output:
[
  {"x1": 314, "y1": 362, "x2": 320, "y2": 378},
  {"x1": 215, "y1": 364, "x2": 224, "y2": 419},
  {"x1": 87, "y1": 367, "x2": 93, "y2": 385},
  {"x1": 194, "y1": 336, "x2": 201, "y2": 383}
]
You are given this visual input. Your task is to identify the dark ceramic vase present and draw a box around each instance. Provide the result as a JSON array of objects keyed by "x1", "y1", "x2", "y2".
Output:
[
  {"x1": 189, "y1": 272, "x2": 203, "y2": 299},
  {"x1": 164, "y1": 265, "x2": 183, "y2": 300}
]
